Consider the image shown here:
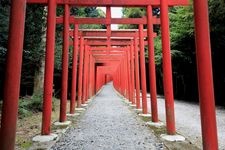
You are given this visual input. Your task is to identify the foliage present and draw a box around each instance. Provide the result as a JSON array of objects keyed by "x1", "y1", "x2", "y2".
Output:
[
  {"x1": 124, "y1": 5, "x2": 195, "y2": 99},
  {"x1": 208, "y1": 0, "x2": 225, "y2": 105},
  {"x1": 54, "y1": 7, "x2": 106, "y2": 70},
  {"x1": 0, "y1": 2, "x2": 10, "y2": 90},
  {"x1": 119, "y1": 7, "x2": 146, "y2": 29},
  {"x1": 18, "y1": 93, "x2": 57, "y2": 119},
  {"x1": 154, "y1": 5, "x2": 198, "y2": 99},
  {"x1": 154, "y1": 37, "x2": 162, "y2": 66},
  {"x1": 0, "y1": 4, "x2": 106, "y2": 98},
  {"x1": 19, "y1": 5, "x2": 46, "y2": 95},
  {"x1": 156, "y1": 1, "x2": 225, "y2": 103},
  {"x1": 0, "y1": 1, "x2": 9, "y2": 49},
  {"x1": 18, "y1": 96, "x2": 43, "y2": 119},
  {"x1": 0, "y1": 2, "x2": 10, "y2": 97},
  {"x1": 0, "y1": 3, "x2": 46, "y2": 96}
]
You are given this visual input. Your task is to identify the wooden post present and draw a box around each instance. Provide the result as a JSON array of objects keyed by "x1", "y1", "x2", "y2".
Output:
[
  {"x1": 60, "y1": 4, "x2": 70, "y2": 122},
  {"x1": 160, "y1": 0, "x2": 176, "y2": 134},
  {"x1": 78, "y1": 37, "x2": 84, "y2": 107},
  {"x1": 147, "y1": 5, "x2": 158, "y2": 122},
  {"x1": 193, "y1": 0, "x2": 218, "y2": 149},
  {"x1": 0, "y1": 0, "x2": 26, "y2": 149},
  {"x1": 139, "y1": 24, "x2": 148, "y2": 114},
  {"x1": 70, "y1": 24, "x2": 79, "y2": 114}
]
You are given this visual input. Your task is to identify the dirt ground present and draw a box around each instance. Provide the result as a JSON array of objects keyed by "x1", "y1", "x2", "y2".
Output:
[{"x1": 15, "y1": 100, "x2": 61, "y2": 150}]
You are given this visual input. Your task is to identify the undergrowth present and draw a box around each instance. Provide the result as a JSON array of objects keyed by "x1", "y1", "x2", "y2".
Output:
[{"x1": 18, "y1": 93, "x2": 56, "y2": 119}]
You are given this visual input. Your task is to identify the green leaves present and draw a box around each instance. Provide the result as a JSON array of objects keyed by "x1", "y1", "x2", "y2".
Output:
[
  {"x1": 119, "y1": 8, "x2": 146, "y2": 29},
  {"x1": 0, "y1": 3, "x2": 10, "y2": 48}
]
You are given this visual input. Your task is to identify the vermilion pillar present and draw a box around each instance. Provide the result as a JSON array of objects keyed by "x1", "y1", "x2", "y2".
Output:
[
  {"x1": 93, "y1": 60, "x2": 96, "y2": 94},
  {"x1": 130, "y1": 42, "x2": 135, "y2": 104},
  {"x1": 134, "y1": 37, "x2": 141, "y2": 109},
  {"x1": 124, "y1": 51, "x2": 129, "y2": 99},
  {"x1": 160, "y1": 0, "x2": 176, "y2": 134},
  {"x1": 70, "y1": 24, "x2": 79, "y2": 114},
  {"x1": 41, "y1": 0, "x2": 56, "y2": 135},
  {"x1": 147, "y1": 5, "x2": 158, "y2": 122},
  {"x1": 86, "y1": 47, "x2": 90, "y2": 100},
  {"x1": 60, "y1": 4, "x2": 70, "y2": 122},
  {"x1": 118, "y1": 65, "x2": 121, "y2": 93},
  {"x1": 139, "y1": 24, "x2": 148, "y2": 114},
  {"x1": 78, "y1": 37, "x2": 84, "y2": 107},
  {"x1": 127, "y1": 47, "x2": 132, "y2": 101},
  {"x1": 119, "y1": 64, "x2": 123, "y2": 95},
  {"x1": 193, "y1": 0, "x2": 218, "y2": 149},
  {"x1": 90, "y1": 56, "x2": 95, "y2": 97},
  {"x1": 0, "y1": 0, "x2": 26, "y2": 149},
  {"x1": 82, "y1": 45, "x2": 86, "y2": 103},
  {"x1": 106, "y1": 6, "x2": 111, "y2": 52},
  {"x1": 89, "y1": 56, "x2": 94, "y2": 97},
  {"x1": 122, "y1": 58, "x2": 128, "y2": 98},
  {"x1": 82, "y1": 45, "x2": 89, "y2": 103}
]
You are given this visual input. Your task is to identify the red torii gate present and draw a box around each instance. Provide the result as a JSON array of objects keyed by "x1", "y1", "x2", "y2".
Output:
[
  {"x1": 96, "y1": 66, "x2": 118, "y2": 91},
  {"x1": 65, "y1": 25, "x2": 158, "y2": 120},
  {"x1": 80, "y1": 46, "x2": 124, "y2": 102},
  {"x1": 56, "y1": 13, "x2": 160, "y2": 124},
  {"x1": 84, "y1": 38, "x2": 141, "y2": 108},
  {"x1": 68, "y1": 29, "x2": 158, "y2": 46},
  {"x1": 70, "y1": 35, "x2": 133, "y2": 117},
  {"x1": 56, "y1": 16, "x2": 160, "y2": 24},
  {"x1": 85, "y1": 37, "x2": 140, "y2": 115},
  {"x1": 91, "y1": 47, "x2": 126, "y2": 92},
  {"x1": 64, "y1": 19, "x2": 158, "y2": 122},
  {"x1": 0, "y1": 0, "x2": 218, "y2": 150}
]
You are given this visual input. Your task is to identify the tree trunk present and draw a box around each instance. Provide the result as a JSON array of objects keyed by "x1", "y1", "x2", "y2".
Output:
[
  {"x1": 33, "y1": 59, "x2": 45, "y2": 95},
  {"x1": 33, "y1": 7, "x2": 47, "y2": 96}
]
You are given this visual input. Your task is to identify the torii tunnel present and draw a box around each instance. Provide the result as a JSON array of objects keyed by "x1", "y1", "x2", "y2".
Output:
[{"x1": 0, "y1": 0, "x2": 218, "y2": 149}]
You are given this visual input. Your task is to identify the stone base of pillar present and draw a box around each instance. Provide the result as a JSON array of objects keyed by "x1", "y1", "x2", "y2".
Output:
[
  {"x1": 160, "y1": 134, "x2": 185, "y2": 142},
  {"x1": 129, "y1": 104, "x2": 136, "y2": 108},
  {"x1": 81, "y1": 104, "x2": 88, "y2": 107},
  {"x1": 76, "y1": 108, "x2": 86, "y2": 111},
  {"x1": 85, "y1": 99, "x2": 92, "y2": 104},
  {"x1": 134, "y1": 108, "x2": 142, "y2": 113},
  {"x1": 32, "y1": 133, "x2": 58, "y2": 142},
  {"x1": 54, "y1": 121, "x2": 71, "y2": 127},
  {"x1": 146, "y1": 121, "x2": 164, "y2": 128},
  {"x1": 138, "y1": 113, "x2": 152, "y2": 117},
  {"x1": 124, "y1": 100, "x2": 132, "y2": 104},
  {"x1": 66, "y1": 113, "x2": 80, "y2": 117}
]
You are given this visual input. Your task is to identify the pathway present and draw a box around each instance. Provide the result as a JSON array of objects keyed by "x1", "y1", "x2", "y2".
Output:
[
  {"x1": 147, "y1": 95, "x2": 225, "y2": 149},
  {"x1": 51, "y1": 83, "x2": 164, "y2": 150}
]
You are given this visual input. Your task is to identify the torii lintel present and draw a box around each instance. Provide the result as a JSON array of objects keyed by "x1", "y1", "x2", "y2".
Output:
[{"x1": 26, "y1": 0, "x2": 189, "y2": 6}]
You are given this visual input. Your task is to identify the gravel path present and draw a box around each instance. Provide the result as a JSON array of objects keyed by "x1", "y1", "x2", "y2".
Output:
[
  {"x1": 146, "y1": 95, "x2": 225, "y2": 149},
  {"x1": 51, "y1": 83, "x2": 164, "y2": 150}
]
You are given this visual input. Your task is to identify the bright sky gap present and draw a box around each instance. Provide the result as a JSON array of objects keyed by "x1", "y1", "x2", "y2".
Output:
[{"x1": 98, "y1": 7, "x2": 122, "y2": 30}]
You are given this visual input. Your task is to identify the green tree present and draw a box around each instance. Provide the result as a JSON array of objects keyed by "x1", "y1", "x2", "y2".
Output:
[
  {"x1": 53, "y1": 7, "x2": 106, "y2": 96},
  {"x1": 168, "y1": 5, "x2": 197, "y2": 100},
  {"x1": 54, "y1": 7, "x2": 106, "y2": 70},
  {"x1": 23, "y1": 5, "x2": 46, "y2": 95},
  {"x1": 119, "y1": 7, "x2": 146, "y2": 29},
  {"x1": 159, "y1": 0, "x2": 225, "y2": 104},
  {"x1": 208, "y1": 0, "x2": 225, "y2": 105}
]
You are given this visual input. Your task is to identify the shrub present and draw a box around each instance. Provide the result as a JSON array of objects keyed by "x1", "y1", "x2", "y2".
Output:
[{"x1": 18, "y1": 93, "x2": 56, "y2": 119}]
